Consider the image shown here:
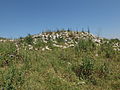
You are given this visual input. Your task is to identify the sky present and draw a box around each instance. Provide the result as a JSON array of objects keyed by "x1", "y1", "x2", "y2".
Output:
[{"x1": 0, "y1": 0, "x2": 120, "y2": 38}]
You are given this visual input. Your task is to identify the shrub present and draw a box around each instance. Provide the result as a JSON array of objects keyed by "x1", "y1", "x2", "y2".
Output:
[
  {"x1": 24, "y1": 34, "x2": 33, "y2": 45},
  {"x1": 34, "y1": 39, "x2": 45, "y2": 48},
  {"x1": 75, "y1": 39, "x2": 95, "y2": 52},
  {"x1": 1, "y1": 66, "x2": 25, "y2": 90},
  {"x1": 56, "y1": 37, "x2": 65, "y2": 43},
  {"x1": 110, "y1": 38, "x2": 120, "y2": 43},
  {"x1": 74, "y1": 57, "x2": 94, "y2": 80},
  {"x1": 100, "y1": 41, "x2": 115, "y2": 58},
  {"x1": 47, "y1": 40, "x2": 54, "y2": 49}
]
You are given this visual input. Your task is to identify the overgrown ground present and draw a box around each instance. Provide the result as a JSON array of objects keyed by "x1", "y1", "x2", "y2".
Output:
[{"x1": 0, "y1": 31, "x2": 120, "y2": 90}]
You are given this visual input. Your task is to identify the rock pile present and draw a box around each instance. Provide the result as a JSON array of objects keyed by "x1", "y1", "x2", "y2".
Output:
[
  {"x1": 1, "y1": 30, "x2": 120, "y2": 51},
  {"x1": 31, "y1": 30, "x2": 103, "y2": 50}
]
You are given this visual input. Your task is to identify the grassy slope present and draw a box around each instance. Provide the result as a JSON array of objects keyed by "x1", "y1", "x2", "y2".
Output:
[{"x1": 0, "y1": 33, "x2": 120, "y2": 90}]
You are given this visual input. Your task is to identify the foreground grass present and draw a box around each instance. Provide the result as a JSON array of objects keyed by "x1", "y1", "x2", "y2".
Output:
[{"x1": 0, "y1": 37, "x2": 120, "y2": 90}]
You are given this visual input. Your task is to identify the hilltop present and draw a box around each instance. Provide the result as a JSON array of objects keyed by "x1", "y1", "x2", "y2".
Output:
[
  {"x1": 0, "y1": 30, "x2": 119, "y2": 51},
  {"x1": 0, "y1": 30, "x2": 120, "y2": 90}
]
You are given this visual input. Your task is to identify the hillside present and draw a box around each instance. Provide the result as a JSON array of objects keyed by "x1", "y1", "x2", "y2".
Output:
[{"x1": 0, "y1": 30, "x2": 120, "y2": 90}]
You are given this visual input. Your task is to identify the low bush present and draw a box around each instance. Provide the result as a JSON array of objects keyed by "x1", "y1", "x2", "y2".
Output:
[
  {"x1": 24, "y1": 34, "x2": 33, "y2": 45},
  {"x1": 75, "y1": 39, "x2": 96, "y2": 53},
  {"x1": 1, "y1": 66, "x2": 25, "y2": 90},
  {"x1": 73, "y1": 57, "x2": 94, "y2": 80},
  {"x1": 100, "y1": 41, "x2": 115, "y2": 58}
]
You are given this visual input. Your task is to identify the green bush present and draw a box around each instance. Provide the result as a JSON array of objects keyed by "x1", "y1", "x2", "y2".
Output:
[
  {"x1": 56, "y1": 37, "x2": 65, "y2": 43},
  {"x1": 100, "y1": 41, "x2": 115, "y2": 58},
  {"x1": 110, "y1": 38, "x2": 120, "y2": 43},
  {"x1": 75, "y1": 39, "x2": 96, "y2": 53},
  {"x1": 34, "y1": 39, "x2": 45, "y2": 48},
  {"x1": 74, "y1": 57, "x2": 94, "y2": 80},
  {"x1": 1, "y1": 66, "x2": 25, "y2": 90},
  {"x1": 24, "y1": 34, "x2": 33, "y2": 45}
]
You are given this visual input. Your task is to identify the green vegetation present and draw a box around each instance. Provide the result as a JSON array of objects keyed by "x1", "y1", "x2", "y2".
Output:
[
  {"x1": 0, "y1": 31, "x2": 120, "y2": 90},
  {"x1": 24, "y1": 34, "x2": 33, "y2": 45}
]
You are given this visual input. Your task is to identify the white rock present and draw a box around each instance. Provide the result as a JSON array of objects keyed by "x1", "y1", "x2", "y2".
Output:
[
  {"x1": 93, "y1": 39, "x2": 101, "y2": 43},
  {"x1": 95, "y1": 54, "x2": 98, "y2": 57},
  {"x1": 45, "y1": 46, "x2": 52, "y2": 50},
  {"x1": 69, "y1": 44, "x2": 74, "y2": 47},
  {"x1": 62, "y1": 46, "x2": 67, "y2": 49},
  {"x1": 77, "y1": 81, "x2": 86, "y2": 85},
  {"x1": 29, "y1": 46, "x2": 33, "y2": 50},
  {"x1": 42, "y1": 48, "x2": 45, "y2": 51}
]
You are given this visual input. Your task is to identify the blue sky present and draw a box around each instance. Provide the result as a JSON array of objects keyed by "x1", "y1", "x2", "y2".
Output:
[{"x1": 0, "y1": 0, "x2": 120, "y2": 38}]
